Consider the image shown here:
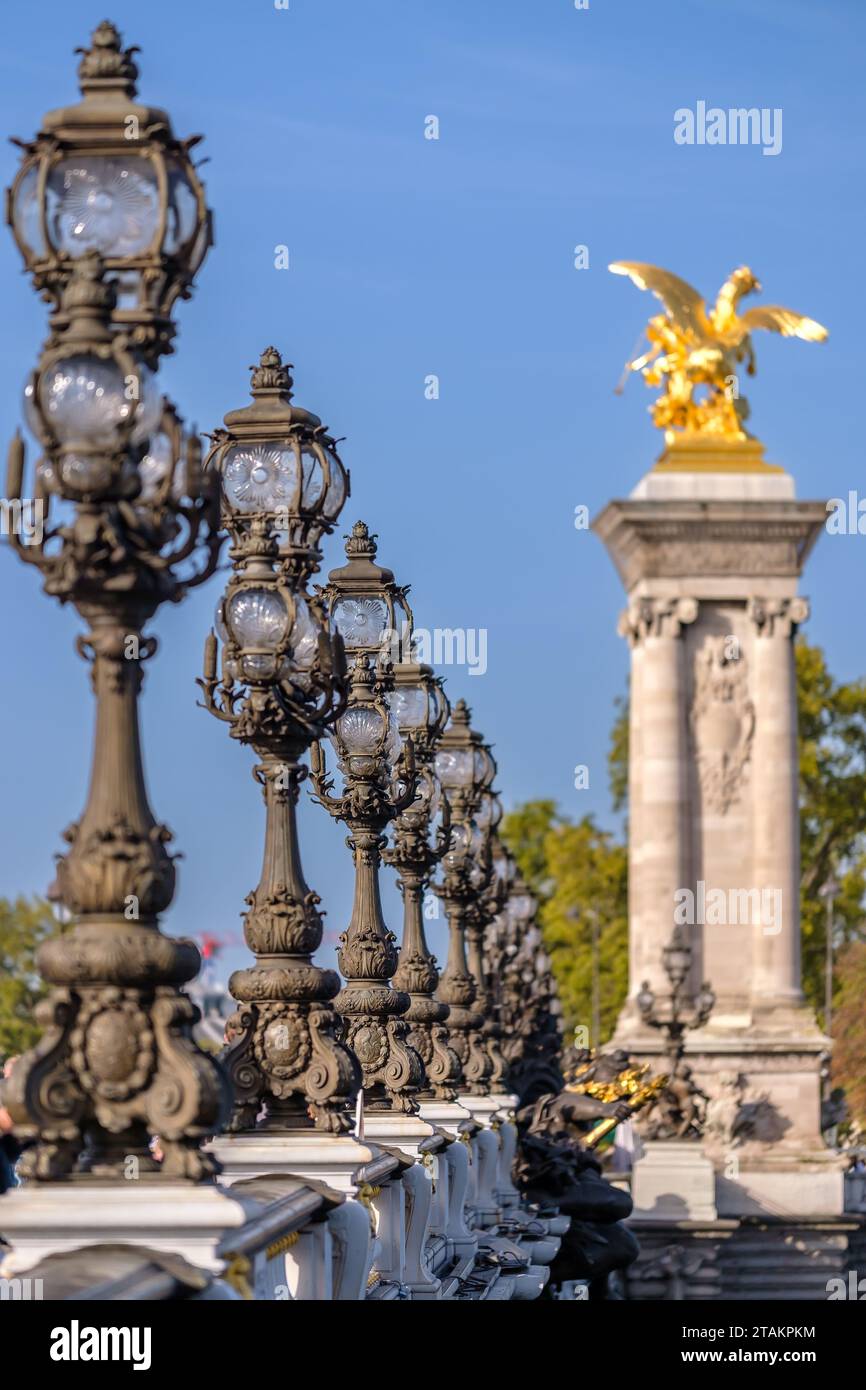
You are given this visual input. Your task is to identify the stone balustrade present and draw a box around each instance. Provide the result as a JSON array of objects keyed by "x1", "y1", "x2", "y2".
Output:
[{"x1": 1, "y1": 1107, "x2": 568, "y2": 1302}]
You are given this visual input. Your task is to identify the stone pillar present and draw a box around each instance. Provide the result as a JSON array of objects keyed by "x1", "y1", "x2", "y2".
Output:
[
  {"x1": 618, "y1": 597, "x2": 698, "y2": 1004},
  {"x1": 594, "y1": 461, "x2": 842, "y2": 1217},
  {"x1": 747, "y1": 596, "x2": 809, "y2": 1011}
]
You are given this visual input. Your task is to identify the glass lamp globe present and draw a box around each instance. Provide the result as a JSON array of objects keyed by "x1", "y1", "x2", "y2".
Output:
[
  {"x1": 493, "y1": 851, "x2": 514, "y2": 887},
  {"x1": 300, "y1": 443, "x2": 347, "y2": 521},
  {"x1": 335, "y1": 706, "x2": 385, "y2": 756},
  {"x1": 36, "y1": 355, "x2": 159, "y2": 449},
  {"x1": 226, "y1": 587, "x2": 289, "y2": 680},
  {"x1": 332, "y1": 588, "x2": 411, "y2": 657},
  {"x1": 286, "y1": 595, "x2": 318, "y2": 669},
  {"x1": 277, "y1": 597, "x2": 325, "y2": 695},
  {"x1": 7, "y1": 23, "x2": 212, "y2": 360},
  {"x1": 443, "y1": 821, "x2": 478, "y2": 874},
  {"x1": 636, "y1": 982, "x2": 655, "y2": 1017},
  {"x1": 663, "y1": 928, "x2": 692, "y2": 988},
  {"x1": 435, "y1": 748, "x2": 475, "y2": 790},
  {"x1": 138, "y1": 430, "x2": 175, "y2": 500},
  {"x1": 507, "y1": 891, "x2": 535, "y2": 927},
  {"x1": 45, "y1": 157, "x2": 162, "y2": 261},
  {"x1": 390, "y1": 683, "x2": 429, "y2": 732},
  {"x1": 221, "y1": 437, "x2": 347, "y2": 523},
  {"x1": 422, "y1": 771, "x2": 442, "y2": 819},
  {"x1": 473, "y1": 744, "x2": 496, "y2": 792},
  {"x1": 222, "y1": 443, "x2": 298, "y2": 516},
  {"x1": 469, "y1": 860, "x2": 487, "y2": 892},
  {"x1": 332, "y1": 596, "x2": 392, "y2": 653},
  {"x1": 696, "y1": 982, "x2": 716, "y2": 1019},
  {"x1": 475, "y1": 791, "x2": 503, "y2": 833}
]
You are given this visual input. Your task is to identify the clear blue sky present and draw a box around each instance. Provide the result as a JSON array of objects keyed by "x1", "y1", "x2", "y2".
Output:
[{"x1": 1, "y1": 0, "x2": 863, "y2": 981}]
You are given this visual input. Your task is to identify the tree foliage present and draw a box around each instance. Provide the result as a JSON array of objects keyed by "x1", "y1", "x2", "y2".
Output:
[
  {"x1": 502, "y1": 804, "x2": 627, "y2": 1045},
  {"x1": 0, "y1": 896, "x2": 57, "y2": 1059},
  {"x1": 795, "y1": 640, "x2": 866, "y2": 1020},
  {"x1": 832, "y1": 942, "x2": 866, "y2": 1128}
]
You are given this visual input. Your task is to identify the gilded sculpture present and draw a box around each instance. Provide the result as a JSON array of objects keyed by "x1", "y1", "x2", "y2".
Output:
[{"x1": 610, "y1": 261, "x2": 827, "y2": 447}]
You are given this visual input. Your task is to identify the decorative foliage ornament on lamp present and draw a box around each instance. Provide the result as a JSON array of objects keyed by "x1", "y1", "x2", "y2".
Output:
[{"x1": 199, "y1": 351, "x2": 360, "y2": 1134}]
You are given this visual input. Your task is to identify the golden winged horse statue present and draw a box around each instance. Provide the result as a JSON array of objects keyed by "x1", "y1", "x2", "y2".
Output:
[{"x1": 609, "y1": 262, "x2": 827, "y2": 445}]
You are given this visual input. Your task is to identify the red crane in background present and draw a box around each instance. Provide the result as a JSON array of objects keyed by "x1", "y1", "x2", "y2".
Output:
[{"x1": 196, "y1": 932, "x2": 240, "y2": 983}]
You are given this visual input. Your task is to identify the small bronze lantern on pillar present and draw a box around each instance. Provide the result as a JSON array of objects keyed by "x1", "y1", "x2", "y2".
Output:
[{"x1": 637, "y1": 926, "x2": 716, "y2": 1141}]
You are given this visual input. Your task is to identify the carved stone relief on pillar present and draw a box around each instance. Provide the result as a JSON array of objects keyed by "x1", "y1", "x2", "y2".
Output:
[{"x1": 690, "y1": 636, "x2": 755, "y2": 816}]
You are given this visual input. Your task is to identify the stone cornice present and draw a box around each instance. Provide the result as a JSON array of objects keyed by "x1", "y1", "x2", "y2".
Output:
[{"x1": 592, "y1": 499, "x2": 827, "y2": 591}]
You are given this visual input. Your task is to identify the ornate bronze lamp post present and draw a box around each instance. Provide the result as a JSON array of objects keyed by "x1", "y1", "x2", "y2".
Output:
[
  {"x1": 489, "y1": 868, "x2": 564, "y2": 1103},
  {"x1": 3, "y1": 264, "x2": 226, "y2": 1177},
  {"x1": 7, "y1": 20, "x2": 211, "y2": 365},
  {"x1": 310, "y1": 651, "x2": 422, "y2": 1111},
  {"x1": 383, "y1": 661, "x2": 462, "y2": 1100},
  {"x1": 486, "y1": 847, "x2": 520, "y2": 1075},
  {"x1": 2, "y1": 23, "x2": 227, "y2": 1182},
  {"x1": 468, "y1": 795, "x2": 510, "y2": 1092},
  {"x1": 198, "y1": 349, "x2": 361, "y2": 1134},
  {"x1": 433, "y1": 701, "x2": 497, "y2": 1094},
  {"x1": 311, "y1": 524, "x2": 424, "y2": 1111}
]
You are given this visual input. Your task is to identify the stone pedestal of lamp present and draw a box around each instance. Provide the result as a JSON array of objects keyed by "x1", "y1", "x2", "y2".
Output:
[
  {"x1": 207, "y1": 1130, "x2": 383, "y2": 1194},
  {"x1": 593, "y1": 438, "x2": 845, "y2": 1218},
  {"x1": 460, "y1": 1092, "x2": 521, "y2": 1217},
  {"x1": 630, "y1": 1140, "x2": 718, "y2": 1222},
  {"x1": 0, "y1": 1180, "x2": 264, "y2": 1279}
]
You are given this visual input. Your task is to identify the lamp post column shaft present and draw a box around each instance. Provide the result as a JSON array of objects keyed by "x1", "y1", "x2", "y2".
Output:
[
  {"x1": 437, "y1": 899, "x2": 489, "y2": 1092},
  {"x1": 222, "y1": 748, "x2": 359, "y2": 1134}
]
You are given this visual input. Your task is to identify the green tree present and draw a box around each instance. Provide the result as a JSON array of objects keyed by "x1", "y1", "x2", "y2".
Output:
[
  {"x1": 501, "y1": 804, "x2": 628, "y2": 1045},
  {"x1": 795, "y1": 640, "x2": 866, "y2": 1018},
  {"x1": 832, "y1": 941, "x2": 866, "y2": 1129},
  {"x1": 607, "y1": 692, "x2": 629, "y2": 816},
  {"x1": 0, "y1": 896, "x2": 57, "y2": 1058}
]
